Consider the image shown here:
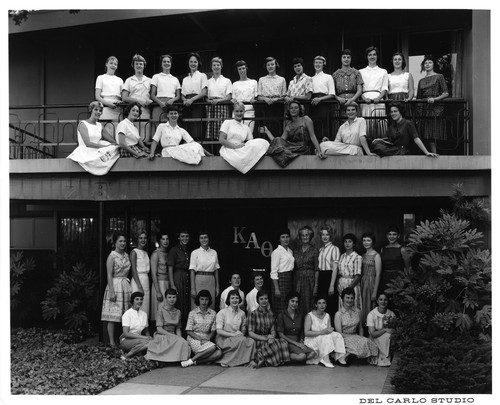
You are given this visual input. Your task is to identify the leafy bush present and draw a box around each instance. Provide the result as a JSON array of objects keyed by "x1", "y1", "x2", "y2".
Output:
[
  {"x1": 11, "y1": 328, "x2": 163, "y2": 395},
  {"x1": 391, "y1": 335, "x2": 491, "y2": 394},
  {"x1": 41, "y1": 262, "x2": 100, "y2": 332},
  {"x1": 10, "y1": 251, "x2": 36, "y2": 322}
]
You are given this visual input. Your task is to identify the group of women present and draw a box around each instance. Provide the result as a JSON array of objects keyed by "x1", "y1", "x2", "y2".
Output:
[
  {"x1": 101, "y1": 223, "x2": 407, "y2": 368},
  {"x1": 69, "y1": 48, "x2": 445, "y2": 175}
]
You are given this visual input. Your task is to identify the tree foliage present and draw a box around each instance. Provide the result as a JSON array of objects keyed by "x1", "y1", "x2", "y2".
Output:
[{"x1": 10, "y1": 251, "x2": 36, "y2": 320}]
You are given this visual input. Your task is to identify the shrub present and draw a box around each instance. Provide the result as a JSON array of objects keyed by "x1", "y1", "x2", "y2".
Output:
[
  {"x1": 11, "y1": 328, "x2": 163, "y2": 395},
  {"x1": 391, "y1": 335, "x2": 492, "y2": 394},
  {"x1": 10, "y1": 251, "x2": 36, "y2": 322},
  {"x1": 41, "y1": 262, "x2": 99, "y2": 332}
]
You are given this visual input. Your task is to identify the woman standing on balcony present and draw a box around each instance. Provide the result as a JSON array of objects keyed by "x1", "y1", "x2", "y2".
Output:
[
  {"x1": 264, "y1": 100, "x2": 326, "y2": 167},
  {"x1": 148, "y1": 105, "x2": 210, "y2": 165},
  {"x1": 150, "y1": 54, "x2": 181, "y2": 123},
  {"x1": 101, "y1": 232, "x2": 133, "y2": 347},
  {"x1": 67, "y1": 101, "x2": 120, "y2": 176},
  {"x1": 416, "y1": 55, "x2": 449, "y2": 154},
  {"x1": 218, "y1": 102, "x2": 269, "y2": 174},
  {"x1": 95, "y1": 56, "x2": 123, "y2": 122},
  {"x1": 256, "y1": 57, "x2": 287, "y2": 134},
  {"x1": 122, "y1": 54, "x2": 153, "y2": 143},
  {"x1": 206, "y1": 57, "x2": 232, "y2": 141},
  {"x1": 359, "y1": 46, "x2": 389, "y2": 139},
  {"x1": 232, "y1": 60, "x2": 258, "y2": 134},
  {"x1": 130, "y1": 230, "x2": 151, "y2": 320},
  {"x1": 116, "y1": 103, "x2": 150, "y2": 158},
  {"x1": 387, "y1": 52, "x2": 414, "y2": 118},
  {"x1": 332, "y1": 49, "x2": 363, "y2": 106},
  {"x1": 181, "y1": 52, "x2": 208, "y2": 142}
]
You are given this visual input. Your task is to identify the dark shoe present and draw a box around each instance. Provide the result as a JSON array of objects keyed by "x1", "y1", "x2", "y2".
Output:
[{"x1": 336, "y1": 359, "x2": 350, "y2": 367}]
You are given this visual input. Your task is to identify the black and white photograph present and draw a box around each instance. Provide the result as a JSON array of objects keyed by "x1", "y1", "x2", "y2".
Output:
[{"x1": 2, "y1": 1, "x2": 494, "y2": 402}]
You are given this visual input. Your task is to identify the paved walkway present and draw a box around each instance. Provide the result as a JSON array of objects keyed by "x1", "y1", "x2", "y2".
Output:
[{"x1": 100, "y1": 357, "x2": 397, "y2": 395}]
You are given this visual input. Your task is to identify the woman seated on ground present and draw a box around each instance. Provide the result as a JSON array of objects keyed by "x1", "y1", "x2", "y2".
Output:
[
  {"x1": 219, "y1": 101, "x2": 270, "y2": 174},
  {"x1": 319, "y1": 102, "x2": 375, "y2": 156},
  {"x1": 371, "y1": 102, "x2": 439, "y2": 157},
  {"x1": 116, "y1": 102, "x2": 150, "y2": 158},
  {"x1": 148, "y1": 105, "x2": 211, "y2": 164},
  {"x1": 146, "y1": 289, "x2": 191, "y2": 363},
  {"x1": 333, "y1": 287, "x2": 378, "y2": 366},
  {"x1": 276, "y1": 291, "x2": 316, "y2": 363},
  {"x1": 119, "y1": 292, "x2": 152, "y2": 360},
  {"x1": 264, "y1": 100, "x2": 326, "y2": 168},
  {"x1": 248, "y1": 289, "x2": 291, "y2": 368},
  {"x1": 303, "y1": 295, "x2": 347, "y2": 368},
  {"x1": 367, "y1": 293, "x2": 396, "y2": 367},
  {"x1": 182, "y1": 290, "x2": 222, "y2": 368},
  {"x1": 215, "y1": 289, "x2": 257, "y2": 368},
  {"x1": 67, "y1": 101, "x2": 120, "y2": 176}
]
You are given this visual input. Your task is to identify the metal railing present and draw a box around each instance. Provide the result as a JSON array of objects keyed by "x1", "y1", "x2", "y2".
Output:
[{"x1": 9, "y1": 99, "x2": 469, "y2": 159}]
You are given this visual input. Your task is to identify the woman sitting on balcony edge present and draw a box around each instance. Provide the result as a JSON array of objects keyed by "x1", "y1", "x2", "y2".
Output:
[
  {"x1": 116, "y1": 102, "x2": 150, "y2": 158},
  {"x1": 67, "y1": 101, "x2": 120, "y2": 176},
  {"x1": 148, "y1": 105, "x2": 211, "y2": 165},
  {"x1": 371, "y1": 102, "x2": 438, "y2": 157}
]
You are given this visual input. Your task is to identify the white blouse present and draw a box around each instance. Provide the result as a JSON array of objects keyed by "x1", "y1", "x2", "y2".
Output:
[
  {"x1": 181, "y1": 71, "x2": 208, "y2": 96},
  {"x1": 359, "y1": 66, "x2": 389, "y2": 99},
  {"x1": 388, "y1": 72, "x2": 410, "y2": 94},
  {"x1": 152, "y1": 122, "x2": 194, "y2": 147},
  {"x1": 232, "y1": 79, "x2": 258, "y2": 102},
  {"x1": 219, "y1": 119, "x2": 252, "y2": 144},
  {"x1": 116, "y1": 119, "x2": 140, "y2": 146},
  {"x1": 95, "y1": 74, "x2": 123, "y2": 99},
  {"x1": 122, "y1": 308, "x2": 148, "y2": 335},
  {"x1": 334, "y1": 117, "x2": 367, "y2": 146},
  {"x1": 270, "y1": 245, "x2": 294, "y2": 280},
  {"x1": 151, "y1": 72, "x2": 181, "y2": 98},
  {"x1": 207, "y1": 75, "x2": 232, "y2": 98}
]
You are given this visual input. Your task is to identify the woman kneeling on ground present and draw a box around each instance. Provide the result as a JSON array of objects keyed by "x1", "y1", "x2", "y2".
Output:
[
  {"x1": 146, "y1": 289, "x2": 191, "y2": 363},
  {"x1": 248, "y1": 289, "x2": 291, "y2": 368},
  {"x1": 182, "y1": 290, "x2": 222, "y2": 367},
  {"x1": 333, "y1": 287, "x2": 379, "y2": 366},
  {"x1": 215, "y1": 289, "x2": 257, "y2": 368},
  {"x1": 119, "y1": 291, "x2": 152, "y2": 360},
  {"x1": 276, "y1": 291, "x2": 316, "y2": 363}
]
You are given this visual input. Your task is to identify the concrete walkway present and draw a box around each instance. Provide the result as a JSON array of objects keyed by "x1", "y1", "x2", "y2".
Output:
[{"x1": 100, "y1": 357, "x2": 397, "y2": 395}]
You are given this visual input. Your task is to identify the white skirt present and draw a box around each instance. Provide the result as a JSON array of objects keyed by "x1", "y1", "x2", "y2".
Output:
[
  {"x1": 320, "y1": 141, "x2": 363, "y2": 156},
  {"x1": 219, "y1": 138, "x2": 270, "y2": 174},
  {"x1": 67, "y1": 142, "x2": 120, "y2": 176},
  {"x1": 161, "y1": 143, "x2": 205, "y2": 165}
]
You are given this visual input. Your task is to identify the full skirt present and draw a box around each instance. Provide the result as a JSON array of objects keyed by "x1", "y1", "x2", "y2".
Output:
[
  {"x1": 101, "y1": 277, "x2": 132, "y2": 322},
  {"x1": 162, "y1": 143, "x2": 205, "y2": 165},
  {"x1": 215, "y1": 335, "x2": 255, "y2": 366},
  {"x1": 304, "y1": 332, "x2": 346, "y2": 363},
  {"x1": 342, "y1": 333, "x2": 379, "y2": 359},
  {"x1": 67, "y1": 143, "x2": 120, "y2": 176},
  {"x1": 146, "y1": 332, "x2": 191, "y2": 362},
  {"x1": 219, "y1": 138, "x2": 270, "y2": 174}
]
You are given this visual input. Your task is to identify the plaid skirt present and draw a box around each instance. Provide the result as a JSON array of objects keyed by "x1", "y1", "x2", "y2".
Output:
[
  {"x1": 272, "y1": 271, "x2": 293, "y2": 315},
  {"x1": 120, "y1": 144, "x2": 148, "y2": 158},
  {"x1": 255, "y1": 337, "x2": 290, "y2": 367}
]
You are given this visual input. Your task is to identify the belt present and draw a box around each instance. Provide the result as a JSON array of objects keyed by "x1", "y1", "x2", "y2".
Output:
[
  {"x1": 363, "y1": 90, "x2": 381, "y2": 93},
  {"x1": 195, "y1": 271, "x2": 214, "y2": 276}
]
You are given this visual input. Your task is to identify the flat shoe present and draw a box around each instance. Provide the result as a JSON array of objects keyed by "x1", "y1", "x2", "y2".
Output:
[
  {"x1": 320, "y1": 359, "x2": 335, "y2": 368},
  {"x1": 336, "y1": 360, "x2": 350, "y2": 367}
]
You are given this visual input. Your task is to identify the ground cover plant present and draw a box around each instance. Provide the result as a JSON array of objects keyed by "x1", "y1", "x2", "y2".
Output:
[{"x1": 11, "y1": 328, "x2": 163, "y2": 395}]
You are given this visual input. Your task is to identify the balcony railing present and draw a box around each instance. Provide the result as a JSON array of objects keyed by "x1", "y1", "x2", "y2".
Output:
[{"x1": 9, "y1": 99, "x2": 469, "y2": 160}]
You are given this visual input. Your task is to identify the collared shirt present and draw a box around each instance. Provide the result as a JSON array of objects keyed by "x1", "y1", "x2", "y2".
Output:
[
  {"x1": 366, "y1": 307, "x2": 395, "y2": 330},
  {"x1": 311, "y1": 71, "x2": 335, "y2": 95},
  {"x1": 152, "y1": 122, "x2": 194, "y2": 148},
  {"x1": 287, "y1": 74, "x2": 313, "y2": 97},
  {"x1": 167, "y1": 243, "x2": 190, "y2": 271},
  {"x1": 334, "y1": 117, "x2": 367, "y2": 146},
  {"x1": 338, "y1": 251, "x2": 362, "y2": 279},
  {"x1": 95, "y1": 74, "x2": 123, "y2": 99},
  {"x1": 123, "y1": 75, "x2": 152, "y2": 105},
  {"x1": 181, "y1": 70, "x2": 208, "y2": 96},
  {"x1": 387, "y1": 118, "x2": 419, "y2": 148},
  {"x1": 219, "y1": 286, "x2": 245, "y2": 310},
  {"x1": 216, "y1": 306, "x2": 247, "y2": 333},
  {"x1": 156, "y1": 305, "x2": 181, "y2": 333},
  {"x1": 248, "y1": 305, "x2": 276, "y2": 336},
  {"x1": 245, "y1": 287, "x2": 270, "y2": 314},
  {"x1": 318, "y1": 242, "x2": 340, "y2": 271},
  {"x1": 151, "y1": 72, "x2": 181, "y2": 98},
  {"x1": 270, "y1": 245, "x2": 294, "y2": 280},
  {"x1": 186, "y1": 306, "x2": 217, "y2": 338},
  {"x1": 220, "y1": 119, "x2": 252, "y2": 144},
  {"x1": 257, "y1": 74, "x2": 287, "y2": 97},
  {"x1": 359, "y1": 65, "x2": 389, "y2": 98},
  {"x1": 207, "y1": 75, "x2": 232, "y2": 98},
  {"x1": 121, "y1": 308, "x2": 148, "y2": 335},
  {"x1": 189, "y1": 247, "x2": 220, "y2": 273},
  {"x1": 332, "y1": 67, "x2": 363, "y2": 97},
  {"x1": 232, "y1": 79, "x2": 258, "y2": 102},
  {"x1": 276, "y1": 309, "x2": 305, "y2": 341},
  {"x1": 116, "y1": 118, "x2": 140, "y2": 146}
]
